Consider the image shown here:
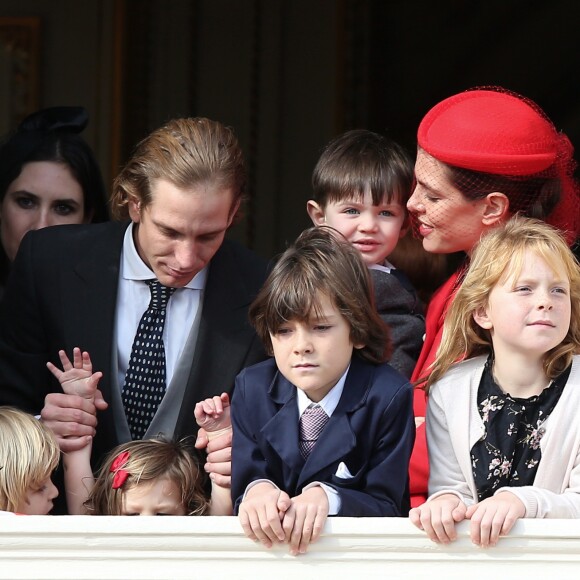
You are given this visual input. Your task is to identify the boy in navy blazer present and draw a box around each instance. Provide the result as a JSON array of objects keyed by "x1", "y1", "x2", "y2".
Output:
[{"x1": 232, "y1": 227, "x2": 415, "y2": 555}]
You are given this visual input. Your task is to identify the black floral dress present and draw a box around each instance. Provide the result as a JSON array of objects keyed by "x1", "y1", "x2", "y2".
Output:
[{"x1": 471, "y1": 357, "x2": 570, "y2": 501}]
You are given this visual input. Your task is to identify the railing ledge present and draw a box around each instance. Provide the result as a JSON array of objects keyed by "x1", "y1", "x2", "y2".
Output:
[{"x1": 1, "y1": 516, "x2": 580, "y2": 579}]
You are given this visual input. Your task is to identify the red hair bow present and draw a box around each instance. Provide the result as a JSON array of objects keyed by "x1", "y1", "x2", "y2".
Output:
[{"x1": 110, "y1": 451, "x2": 130, "y2": 489}]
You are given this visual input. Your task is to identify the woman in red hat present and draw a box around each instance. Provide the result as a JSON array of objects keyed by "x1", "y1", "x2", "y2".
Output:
[{"x1": 406, "y1": 87, "x2": 580, "y2": 508}]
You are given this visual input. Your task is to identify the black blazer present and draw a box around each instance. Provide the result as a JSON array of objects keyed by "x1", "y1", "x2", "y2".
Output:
[{"x1": 0, "y1": 221, "x2": 268, "y2": 466}]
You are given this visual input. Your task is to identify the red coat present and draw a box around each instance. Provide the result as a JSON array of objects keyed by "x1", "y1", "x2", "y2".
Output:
[{"x1": 409, "y1": 270, "x2": 462, "y2": 507}]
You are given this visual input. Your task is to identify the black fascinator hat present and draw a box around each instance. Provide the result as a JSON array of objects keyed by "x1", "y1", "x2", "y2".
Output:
[{"x1": 0, "y1": 106, "x2": 108, "y2": 222}]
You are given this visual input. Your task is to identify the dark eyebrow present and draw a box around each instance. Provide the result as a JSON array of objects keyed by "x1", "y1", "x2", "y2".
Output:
[
  {"x1": 53, "y1": 198, "x2": 82, "y2": 205},
  {"x1": 8, "y1": 189, "x2": 39, "y2": 199},
  {"x1": 158, "y1": 224, "x2": 179, "y2": 234},
  {"x1": 152, "y1": 219, "x2": 182, "y2": 235},
  {"x1": 414, "y1": 177, "x2": 444, "y2": 197},
  {"x1": 9, "y1": 190, "x2": 81, "y2": 206}
]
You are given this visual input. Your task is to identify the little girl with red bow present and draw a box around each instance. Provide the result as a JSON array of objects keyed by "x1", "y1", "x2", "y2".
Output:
[{"x1": 48, "y1": 348, "x2": 231, "y2": 515}]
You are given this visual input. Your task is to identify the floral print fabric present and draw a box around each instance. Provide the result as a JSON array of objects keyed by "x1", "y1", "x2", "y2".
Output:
[{"x1": 471, "y1": 357, "x2": 569, "y2": 501}]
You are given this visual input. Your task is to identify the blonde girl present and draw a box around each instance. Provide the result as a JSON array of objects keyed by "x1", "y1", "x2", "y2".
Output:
[
  {"x1": 0, "y1": 407, "x2": 59, "y2": 514},
  {"x1": 410, "y1": 216, "x2": 580, "y2": 547}
]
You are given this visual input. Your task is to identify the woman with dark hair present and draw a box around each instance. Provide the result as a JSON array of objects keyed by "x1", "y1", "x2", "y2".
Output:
[{"x1": 0, "y1": 106, "x2": 109, "y2": 292}]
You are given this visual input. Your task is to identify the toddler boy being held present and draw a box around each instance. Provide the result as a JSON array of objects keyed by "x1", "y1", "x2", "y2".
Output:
[{"x1": 307, "y1": 129, "x2": 424, "y2": 378}]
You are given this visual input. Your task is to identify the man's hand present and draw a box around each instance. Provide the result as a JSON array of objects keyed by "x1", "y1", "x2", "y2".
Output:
[
  {"x1": 282, "y1": 486, "x2": 329, "y2": 556},
  {"x1": 43, "y1": 347, "x2": 108, "y2": 452},
  {"x1": 40, "y1": 392, "x2": 105, "y2": 452},
  {"x1": 196, "y1": 426, "x2": 232, "y2": 487},
  {"x1": 465, "y1": 491, "x2": 525, "y2": 548},
  {"x1": 239, "y1": 482, "x2": 292, "y2": 548},
  {"x1": 409, "y1": 493, "x2": 467, "y2": 544}
]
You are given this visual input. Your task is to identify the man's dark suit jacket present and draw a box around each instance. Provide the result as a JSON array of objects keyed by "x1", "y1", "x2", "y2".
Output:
[
  {"x1": 0, "y1": 221, "x2": 268, "y2": 468},
  {"x1": 231, "y1": 355, "x2": 415, "y2": 517}
]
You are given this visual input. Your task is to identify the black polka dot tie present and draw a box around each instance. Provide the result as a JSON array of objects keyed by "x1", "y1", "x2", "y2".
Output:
[
  {"x1": 299, "y1": 404, "x2": 329, "y2": 459},
  {"x1": 122, "y1": 280, "x2": 176, "y2": 440}
]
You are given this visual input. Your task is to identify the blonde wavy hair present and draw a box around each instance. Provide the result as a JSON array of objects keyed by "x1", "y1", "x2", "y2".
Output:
[
  {"x1": 85, "y1": 437, "x2": 208, "y2": 516},
  {"x1": 425, "y1": 216, "x2": 580, "y2": 390},
  {"x1": 0, "y1": 407, "x2": 60, "y2": 512},
  {"x1": 110, "y1": 117, "x2": 245, "y2": 222}
]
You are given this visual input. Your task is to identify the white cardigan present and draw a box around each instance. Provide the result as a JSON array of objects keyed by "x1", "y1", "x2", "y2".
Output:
[{"x1": 427, "y1": 355, "x2": 580, "y2": 518}]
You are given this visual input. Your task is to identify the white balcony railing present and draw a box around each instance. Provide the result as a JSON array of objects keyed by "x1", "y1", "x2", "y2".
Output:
[{"x1": 1, "y1": 516, "x2": 580, "y2": 579}]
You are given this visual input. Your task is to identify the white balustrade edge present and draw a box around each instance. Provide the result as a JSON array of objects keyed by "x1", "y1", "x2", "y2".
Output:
[{"x1": 1, "y1": 516, "x2": 579, "y2": 579}]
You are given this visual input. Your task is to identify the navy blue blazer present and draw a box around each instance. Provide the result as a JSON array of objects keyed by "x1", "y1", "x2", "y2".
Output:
[{"x1": 231, "y1": 355, "x2": 415, "y2": 517}]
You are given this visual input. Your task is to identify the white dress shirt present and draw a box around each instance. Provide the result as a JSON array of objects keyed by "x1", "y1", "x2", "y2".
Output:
[
  {"x1": 115, "y1": 223, "x2": 208, "y2": 392},
  {"x1": 244, "y1": 366, "x2": 350, "y2": 514},
  {"x1": 368, "y1": 258, "x2": 395, "y2": 274}
]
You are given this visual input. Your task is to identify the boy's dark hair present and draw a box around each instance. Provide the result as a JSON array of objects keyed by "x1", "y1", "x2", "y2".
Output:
[
  {"x1": 249, "y1": 226, "x2": 391, "y2": 364},
  {"x1": 312, "y1": 129, "x2": 414, "y2": 207}
]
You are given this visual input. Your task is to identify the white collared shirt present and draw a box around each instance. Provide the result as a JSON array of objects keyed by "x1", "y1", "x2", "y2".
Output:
[
  {"x1": 244, "y1": 366, "x2": 350, "y2": 514},
  {"x1": 297, "y1": 367, "x2": 349, "y2": 514},
  {"x1": 368, "y1": 258, "x2": 396, "y2": 274},
  {"x1": 296, "y1": 366, "x2": 348, "y2": 419},
  {"x1": 115, "y1": 223, "x2": 208, "y2": 391}
]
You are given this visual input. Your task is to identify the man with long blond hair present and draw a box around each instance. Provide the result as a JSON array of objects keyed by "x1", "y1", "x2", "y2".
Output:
[{"x1": 0, "y1": 117, "x2": 267, "y2": 511}]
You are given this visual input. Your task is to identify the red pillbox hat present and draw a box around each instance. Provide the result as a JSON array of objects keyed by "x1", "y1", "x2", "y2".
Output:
[
  {"x1": 416, "y1": 87, "x2": 580, "y2": 244},
  {"x1": 417, "y1": 88, "x2": 561, "y2": 176}
]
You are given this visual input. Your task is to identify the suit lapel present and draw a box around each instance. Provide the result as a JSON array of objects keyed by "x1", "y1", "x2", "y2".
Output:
[
  {"x1": 61, "y1": 221, "x2": 128, "y2": 402},
  {"x1": 177, "y1": 241, "x2": 263, "y2": 435},
  {"x1": 262, "y1": 357, "x2": 374, "y2": 487},
  {"x1": 262, "y1": 374, "x2": 304, "y2": 473},
  {"x1": 297, "y1": 357, "x2": 372, "y2": 485}
]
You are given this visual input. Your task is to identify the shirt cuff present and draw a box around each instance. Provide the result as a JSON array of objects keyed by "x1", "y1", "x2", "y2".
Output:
[
  {"x1": 242, "y1": 479, "x2": 279, "y2": 502},
  {"x1": 427, "y1": 489, "x2": 473, "y2": 506},
  {"x1": 494, "y1": 486, "x2": 533, "y2": 517},
  {"x1": 303, "y1": 481, "x2": 341, "y2": 515}
]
